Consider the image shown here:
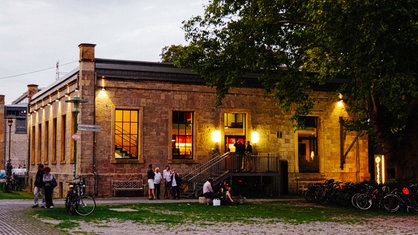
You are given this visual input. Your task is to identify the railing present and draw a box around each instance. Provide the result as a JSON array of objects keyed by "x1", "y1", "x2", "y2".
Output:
[
  {"x1": 182, "y1": 152, "x2": 281, "y2": 197},
  {"x1": 218, "y1": 152, "x2": 281, "y2": 173}
]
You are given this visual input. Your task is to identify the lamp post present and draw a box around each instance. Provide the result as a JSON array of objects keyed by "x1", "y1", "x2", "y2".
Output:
[
  {"x1": 66, "y1": 91, "x2": 86, "y2": 180},
  {"x1": 6, "y1": 118, "x2": 13, "y2": 192}
]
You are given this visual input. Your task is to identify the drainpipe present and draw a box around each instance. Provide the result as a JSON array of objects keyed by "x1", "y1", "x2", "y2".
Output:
[{"x1": 93, "y1": 72, "x2": 98, "y2": 196}]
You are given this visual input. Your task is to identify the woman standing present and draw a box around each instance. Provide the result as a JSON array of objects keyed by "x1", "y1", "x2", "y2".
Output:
[
  {"x1": 42, "y1": 167, "x2": 54, "y2": 208},
  {"x1": 154, "y1": 167, "x2": 162, "y2": 199},
  {"x1": 147, "y1": 164, "x2": 156, "y2": 200}
]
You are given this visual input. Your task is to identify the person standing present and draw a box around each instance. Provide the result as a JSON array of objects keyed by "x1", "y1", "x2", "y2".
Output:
[
  {"x1": 32, "y1": 164, "x2": 45, "y2": 208},
  {"x1": 163, "y1": 165, "x2": 172, "y2": 199},
  {"x1": 245, "y1": 141, "x2": 253, "y2": 171},
  {"x1": 171, "y1": 169, "x2": 181, "y2": 199},
  {"x1": 154, "y1": 167, "x2": 162, "y2": 200},
  {"x1": 234, "y1": 140, "x2": 245, "y2": 171},
  {"x1": 42, "y1": 167, "x2": 54, "y2": 208},
  {"x1": 147, "y1": 164, "x2": 156, "y2": 200}
]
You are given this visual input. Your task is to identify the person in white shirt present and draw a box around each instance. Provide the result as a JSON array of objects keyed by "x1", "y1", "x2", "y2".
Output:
[
  {"x1": 163, "y1": 165, "x2": 172, "y2": 199},
  {"x1": 203, "y1": 178, "x2": 217, "y2": 199},
  {"x1": 154, "y1": 167, "x2": 162, "y2": 199}
]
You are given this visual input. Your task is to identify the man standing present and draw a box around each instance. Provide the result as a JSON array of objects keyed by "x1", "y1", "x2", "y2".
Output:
[
  {"x1": 171, "y1": 169, "x2": 182, "y2": 199},
  {"x1": 234, "y1": 140, "x2": 245, "y2": 171},
  {"x1": 32, "y1": 164, "x2": 44, "y2": 208},
  {"x1": 163, "y1": 165, "x2": 172, "y2": 199}
]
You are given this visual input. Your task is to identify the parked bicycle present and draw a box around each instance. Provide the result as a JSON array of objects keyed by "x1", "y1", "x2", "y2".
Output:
[
  {"x1": 383, "y1": 183, "x2": 418, "y2": 213},
  {"x1": 65, "y1": 177, "x2": 96, "y2": 216}
]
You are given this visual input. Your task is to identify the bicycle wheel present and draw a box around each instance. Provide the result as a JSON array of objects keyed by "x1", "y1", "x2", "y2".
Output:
[
  {"x1": 355, "y1": 193, "x2": 372, "y2": 210},
  {"x1": 65, "y1": 193, "x2": 76, "y2": 215},
  {"x1": 382, "y1": 194, "x2": 400, "y2": 213},
  {"x1": 75, "y1": 195, "x2": 96, "y2": 216},
  {"x1": 304, "y1": 188, "x2": 316, "y2": 202},
  {"x1": 351, "y1": 193, "x2": 361, "y2": 209}
]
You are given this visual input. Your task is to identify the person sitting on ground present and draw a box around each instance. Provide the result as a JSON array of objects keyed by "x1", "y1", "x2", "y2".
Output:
[
  {"x1": 225, "y1": 186, "x2": 234, "y2": 205},
  {"x1": 203, "y1": 178, "x2": 217, "y2": 199}
]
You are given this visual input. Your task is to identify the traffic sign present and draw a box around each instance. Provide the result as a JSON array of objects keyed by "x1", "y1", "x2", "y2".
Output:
[
  {"x1": 72, "y1": 133, "x2": 80, "y2": 141},
  {"x1": 78, "y1": 124, "x2": 101, "y2": 132}
]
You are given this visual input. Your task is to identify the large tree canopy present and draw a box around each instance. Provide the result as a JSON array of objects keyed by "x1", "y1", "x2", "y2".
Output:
[{"x1": 166, "y1": 0, "x2": 418, "y2": 180}]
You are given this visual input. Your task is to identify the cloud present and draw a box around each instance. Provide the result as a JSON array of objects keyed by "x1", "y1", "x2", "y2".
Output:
[{"x1": 0, "y1": 0, "x2": 206, "y2": 104}]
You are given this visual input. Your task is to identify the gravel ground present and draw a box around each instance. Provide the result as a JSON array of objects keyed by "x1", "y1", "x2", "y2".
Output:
[{"x1": 50, "y1": 215, "x2": 418, "y2": 235}]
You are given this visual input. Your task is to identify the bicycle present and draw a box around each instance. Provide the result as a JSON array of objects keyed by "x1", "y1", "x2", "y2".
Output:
[
  {"x1": 383, "y1": 183, "x2": 418, "y2": 213},
  {"x1": 65, "y1": 177, "x2": 96, "y2": 216}
]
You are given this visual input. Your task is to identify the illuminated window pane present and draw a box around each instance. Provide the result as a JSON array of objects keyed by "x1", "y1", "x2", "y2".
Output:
[
  {"x1": 172, "y1": 111, "x2": 193, "y2": 159},
  {"x1": 298, "y1": 116, "x2": 319, "y2": 173},
  {"x1": 114, "y1": 109, "x2": 139, "y2": 159}
]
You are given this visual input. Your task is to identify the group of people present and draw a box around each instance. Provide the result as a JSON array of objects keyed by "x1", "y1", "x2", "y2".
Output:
[
  {"x1": 32, "y1": 164, "x2": 56, "y2": 209},
  {"x1": 147, "y1": 164, "x2": 182, "y2": 200},
  {"x1": 234, "y1": 140, "x2": 253, "y2": 172},
  {"x1": 203, "y1": 178, "x2": 235, "y2": 205}
]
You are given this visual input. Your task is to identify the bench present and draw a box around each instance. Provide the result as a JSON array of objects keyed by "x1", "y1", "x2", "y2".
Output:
[
  {"x1": 297, "y1": 179, "x2": 325, "y2": 195},
  {"x1": 112, "y1": 180, "x2": 144, "y2": 197}
]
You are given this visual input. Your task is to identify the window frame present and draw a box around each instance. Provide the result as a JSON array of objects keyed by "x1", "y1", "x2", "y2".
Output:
[
  {"x1": 171, "y1": 110, "x2": 194, "y2": 160},
  {"x1": 113, "y1": 108, "x2": 143, "y2": 162},
  {"x1": 297, "y1": 116, "x2": 319, "y2": 173}
]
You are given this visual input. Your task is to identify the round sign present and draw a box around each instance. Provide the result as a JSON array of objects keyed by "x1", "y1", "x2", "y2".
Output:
[{"x1": 72, "y1": 133, "x2": 80, "y2": 141}]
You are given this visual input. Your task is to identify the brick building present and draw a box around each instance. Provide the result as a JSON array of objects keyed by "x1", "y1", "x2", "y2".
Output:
[{"x1": 27, "y1": 43, "x2": 370, "y2": 198}]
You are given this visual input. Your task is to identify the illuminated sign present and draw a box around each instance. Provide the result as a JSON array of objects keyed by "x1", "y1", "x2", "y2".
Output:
[{"x1": 374, "y1": 155, "x2": 386, "y2": 184}]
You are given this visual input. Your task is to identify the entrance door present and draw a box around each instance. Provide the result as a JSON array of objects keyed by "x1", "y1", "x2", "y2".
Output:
[
  {"x1": 225, "y1": 136, "x2": 245, "y2": 171},
  {"x1": 225, "y1": 136, "x2": 245, "y2": 153}
]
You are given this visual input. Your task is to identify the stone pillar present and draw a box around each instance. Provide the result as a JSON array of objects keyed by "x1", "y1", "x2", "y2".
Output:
[
  {"x1": 26, "y1": 85, "x2": 38, "y2": 174},
  {"x1": 78, "y1": 43, "x2": 96, "y2": 180}
]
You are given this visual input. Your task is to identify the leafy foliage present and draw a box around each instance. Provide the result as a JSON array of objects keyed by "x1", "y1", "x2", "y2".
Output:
[{"x1": 164, "y1": 0, "x2": 418, "y2": 178}]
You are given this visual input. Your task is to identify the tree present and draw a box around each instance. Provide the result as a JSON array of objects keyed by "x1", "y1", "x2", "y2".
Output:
[{"x1": 166, "y1": 0, "x2": 418, "y2": 181}]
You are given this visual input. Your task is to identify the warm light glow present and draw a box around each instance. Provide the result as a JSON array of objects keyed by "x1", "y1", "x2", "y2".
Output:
[
  {"x1": 211, "y1": 130, "x2": 221, "y2": 143},
  {"x1": 251, "y1": 131, "x2": 260, "y2": 144},
  {"x1": 337, "y1": 100, "x2": 344, "y2": 108},
  {"x1": 98, "y1": 89, "x2": 107, "y2": 98},
  {"x1": 374, "y1": 155, "x2": 386, "y2": 184},
  {"x1": 381, "y1": 155, "x2": 386, "y2": 184},
  {"x1": 338, "y1": 93, "x2": 343, "y2": 100},
  {"x1": 101, "y1": 77, "x2": 105, "y2": 90}
]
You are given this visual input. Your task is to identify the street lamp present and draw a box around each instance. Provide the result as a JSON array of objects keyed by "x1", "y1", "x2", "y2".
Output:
[
  {"x1": 66, "y1": 91, "x2": 86, "y2": 180},
  {"x1": 6, "y1": 118, "x2": 13, "y2": 191}
]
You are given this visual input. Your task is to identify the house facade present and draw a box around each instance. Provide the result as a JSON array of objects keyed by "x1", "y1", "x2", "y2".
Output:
[{"x1": 27, "y1": 43, "x2": 370, "y2": 198}]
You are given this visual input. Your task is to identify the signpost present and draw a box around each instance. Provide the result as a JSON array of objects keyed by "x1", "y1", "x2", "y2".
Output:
[{"x1": 78, "y1": 124, "x2": 101, "y2": 132}]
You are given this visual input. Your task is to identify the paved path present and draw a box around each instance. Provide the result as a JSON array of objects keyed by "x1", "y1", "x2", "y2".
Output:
[
  {"x1": 0, "y1": 198, "x2": 215, "y2": 235},
  {"x1": 0, "y1": 200, "x2": 64, "y2": 235},
  {"x1": 0, "y1": 198, "x2": 296, "y2": 235}
]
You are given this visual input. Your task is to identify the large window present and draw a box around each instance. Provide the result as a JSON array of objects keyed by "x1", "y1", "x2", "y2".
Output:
[
  {"x1": 298, "y1": 116, "x2": 319, "y2": 173},
  {"x1": 172, "y1": 111, "x2": 193, "y2": 159},
  {"x1": 60, "y1": 114, "x2": 66, "y2": 163},
  {"x1": 115, "y1": 109, "x2": 139, "y2": 159}
]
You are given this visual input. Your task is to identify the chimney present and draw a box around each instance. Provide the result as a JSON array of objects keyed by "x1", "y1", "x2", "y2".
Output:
[
  {"x1": 27, "y1": 84, "x2": 39, "y2": 100},
  {"x1": 79, "y1": 43, "x2": 96, "y2": 62}
]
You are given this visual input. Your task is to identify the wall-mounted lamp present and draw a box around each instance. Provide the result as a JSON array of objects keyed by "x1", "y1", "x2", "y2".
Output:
[
  {"x1": 251, "y1": 131, "x2": 260, "y2": 144},
  {"x1": 101, "y1": 76, "x2": 106, "y2": 91},
  {"x1": 211, "y1": 130, "x2": 221, "y2": 143},
  {"x1": 337, "y1": 93, "x2": 344, "y2": 108}
]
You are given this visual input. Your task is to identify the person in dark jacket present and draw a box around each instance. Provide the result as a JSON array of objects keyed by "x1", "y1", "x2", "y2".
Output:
[
  {"x1": 32, "y1": 164, "x2": 45, "y2": 208},
  {"x1": 171, "y1": 169, "x2": 182, "y2": 199}
]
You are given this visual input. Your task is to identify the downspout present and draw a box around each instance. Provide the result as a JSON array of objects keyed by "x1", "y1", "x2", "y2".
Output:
[{"x1": 93, "y1": 72, "x2": 98, "y2": 196}]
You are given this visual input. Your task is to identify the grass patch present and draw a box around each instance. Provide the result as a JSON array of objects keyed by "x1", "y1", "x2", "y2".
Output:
[
  {"x1": 29, "y1": 200, "x2": 401, "y2": 227},
  {"x1": 29, "y1": 200, "x2": 418, "y2": 234},
  {"x1": 0, "y1": 190, "x2": 33, "y2": 199}
]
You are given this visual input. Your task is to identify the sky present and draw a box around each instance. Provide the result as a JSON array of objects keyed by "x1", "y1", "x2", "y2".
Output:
[{"x1": 0, "y1": 0, "x2": 207, "y2": 104}]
